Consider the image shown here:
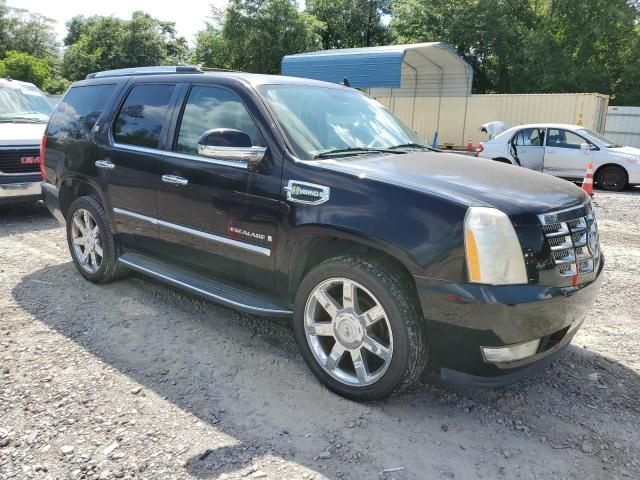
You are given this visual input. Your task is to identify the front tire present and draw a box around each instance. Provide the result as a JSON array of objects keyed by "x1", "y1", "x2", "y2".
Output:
[
  {"x1": 66, "y1": 196, "x2": 128, "y2": 283},
  {"x1": 597, "y1": 165, "x2": 627, "y2": 191},
  {"x1": 293, "y1": 255, "x2": 428, "y2": 401}
]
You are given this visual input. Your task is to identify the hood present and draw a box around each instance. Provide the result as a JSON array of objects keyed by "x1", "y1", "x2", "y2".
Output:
[
  {"x1": 609, "y1": 145, "x2": 640, "y2": 158},
  {"x1": 0, "y1": 123, "x2": 46, "y2": 147},
  {"x1": 315, "y1": 151, "x2": 589, "y2": 225}
]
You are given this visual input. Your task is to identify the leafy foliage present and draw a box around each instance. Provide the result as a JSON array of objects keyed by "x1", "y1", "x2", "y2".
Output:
[
  {"x1": 0, "y1": 1, "x2": 58, "y2": 60},
  {"x1": 220, "y1": 0, "x2": 324, "y2": 74},
  {"x1": 61, "y1": 12, "x2": 189, "y2": 81},
  {"x1": 392, "y1": 0, "x2": 640, "y2": 104},
  {"x1": 0, "y1": 50, "x2": 51, "y2": 89},
  {"x1": 306, "y1": 0, "x2": 391, "y2": 49}
]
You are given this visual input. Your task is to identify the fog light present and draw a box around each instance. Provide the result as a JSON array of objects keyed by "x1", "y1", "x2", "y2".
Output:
[{"x1": 481, "y1": 339, "x2": 541, "y2": 363}]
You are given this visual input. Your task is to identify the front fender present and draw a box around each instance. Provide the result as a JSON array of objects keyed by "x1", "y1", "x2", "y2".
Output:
[{"x1": 279, "y1": 161, "x2": 469, "y2": 288}]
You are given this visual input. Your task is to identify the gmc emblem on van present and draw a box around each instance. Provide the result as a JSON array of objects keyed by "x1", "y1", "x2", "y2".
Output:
[
  {"x1": 20, "y1": 156, "x2": 40, "y2": 165},
  {"x1": 285, "y1": 180, "x2": 330, "y2": 205}
]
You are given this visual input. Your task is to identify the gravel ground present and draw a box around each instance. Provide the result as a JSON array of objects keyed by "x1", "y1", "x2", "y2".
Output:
[{"x1": 1, "y1": 189, "x2": 639, "y2": 480}]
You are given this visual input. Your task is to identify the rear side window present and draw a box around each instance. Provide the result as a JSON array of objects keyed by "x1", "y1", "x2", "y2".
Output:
[
  {"x1": 514, "y1": 128, "x2": 544, "y2": 146},
  {"x1": 47, "y1": 84, "x2": 117, "y2": 140},
  {"x1": 113, "y1": 84, "x2": 175, "y2": 149}
]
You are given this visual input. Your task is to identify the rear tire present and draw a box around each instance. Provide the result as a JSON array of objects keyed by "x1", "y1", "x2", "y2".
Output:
[
  {"x1": 596, "y1": 165, "x2": 627, "y2": 191},
  {"x1": 66, "y1": 196, "x2": 128, "y2": 283},
  {"x1": 293, "y1": 255, "x2": 429, "y2": 401}
]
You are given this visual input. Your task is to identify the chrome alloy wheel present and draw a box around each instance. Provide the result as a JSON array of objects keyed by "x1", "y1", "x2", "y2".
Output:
[
  {"x1": 304, "y1": 277, "x2": 393, "y2": 386},
  {"x1": 71, "y1": 208, "x2": 103, "y2": 274}
]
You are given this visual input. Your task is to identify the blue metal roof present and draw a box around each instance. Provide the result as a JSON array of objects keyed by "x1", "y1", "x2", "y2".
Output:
[
  {"x1": 281, "y1": 43, "x2": 471, "y2": 91},
  {"x1": 281, "y1": 46, "x2": 406, "y2": 88}
]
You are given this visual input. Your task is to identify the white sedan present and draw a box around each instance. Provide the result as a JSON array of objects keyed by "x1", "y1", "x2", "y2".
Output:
[{"x1": 477, "y1": 123, "x2": 640, "y2": 191}]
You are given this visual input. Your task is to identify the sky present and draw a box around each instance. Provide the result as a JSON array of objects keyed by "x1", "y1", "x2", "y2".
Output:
[{"x1": 10, "y1": 0, "x2": 228, "y2": 45}]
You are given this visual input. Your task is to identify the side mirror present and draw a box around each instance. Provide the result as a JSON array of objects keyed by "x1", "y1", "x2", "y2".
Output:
[
  {"x1": 580, "y1": 143, "x2": 592, "y2": 154},
  {"x1": 197, "y1": 128, "x2": 266, "y2": 170}
]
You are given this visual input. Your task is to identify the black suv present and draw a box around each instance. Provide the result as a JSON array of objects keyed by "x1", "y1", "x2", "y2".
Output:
[{"x1": 41, "y1": 66, "x2": 603, "y2": 401}]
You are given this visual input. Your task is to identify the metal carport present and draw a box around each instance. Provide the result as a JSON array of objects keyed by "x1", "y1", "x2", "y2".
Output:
[{"x1": 281, "y1": 42, "x2": 473, "y2": 144}]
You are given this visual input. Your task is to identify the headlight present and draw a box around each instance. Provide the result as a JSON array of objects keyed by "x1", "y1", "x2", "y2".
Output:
[{"x1": 464, "y1": 207, "x2": 528, "y2": 285}]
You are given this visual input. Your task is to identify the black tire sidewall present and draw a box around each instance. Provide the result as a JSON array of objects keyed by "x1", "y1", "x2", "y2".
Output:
[
  {"x1": 598, "y1": 166, "x2": 627, "y2": 191},
  {"x1": 66, "y1": 197, "x2": 115, "y2": 282},
  {"x1": 293, "y1": 259, "x2": 416, "y2": 401}
]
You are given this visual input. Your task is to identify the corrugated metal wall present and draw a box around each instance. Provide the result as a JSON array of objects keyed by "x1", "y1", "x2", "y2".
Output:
[
  {"x1": 374, "y1": 93, "x2": 609, "y2": 147},
  {"x1": 605, "y1": 106, "x2": 640, "y2": 148}
]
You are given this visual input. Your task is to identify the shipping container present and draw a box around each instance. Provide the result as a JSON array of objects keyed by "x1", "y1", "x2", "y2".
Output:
[
  {"x1": 373, "y1": 93, "x2": 609, "y2": 148},
  {"x1": 605, "y1": 106, "x2": 640, "y2": 148}
]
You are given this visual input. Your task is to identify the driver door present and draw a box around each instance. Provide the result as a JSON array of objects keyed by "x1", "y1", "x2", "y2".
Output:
[
  {"x1": 155, "y1": 84, "x2": 282, "y2": 293},
  {"x1": 511, "y1": 127, "x2": 545, "y2": 172},
  {"x1": 543, "y1": 128, "x2": 594, "y2": 178}
]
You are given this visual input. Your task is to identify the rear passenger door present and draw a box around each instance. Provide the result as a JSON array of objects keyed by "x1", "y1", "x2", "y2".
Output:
[
  {"x1": 511, "y1": 128, "x2": 545, "y2": 172},
  {"x1": 99, "y1": 82, "x2": 178, "y2": 250},
  {"x1": 156, "y1": 84, "x2": 281, "y2": 293}
]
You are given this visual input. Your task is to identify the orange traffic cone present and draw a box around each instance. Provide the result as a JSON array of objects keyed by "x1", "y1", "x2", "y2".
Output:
[
  {"x1": 581, "y1": 162, "x2": 594, "y2": 197},
  {"x1": 466, "y1": 137, "x2": 473, "y2": 152}
]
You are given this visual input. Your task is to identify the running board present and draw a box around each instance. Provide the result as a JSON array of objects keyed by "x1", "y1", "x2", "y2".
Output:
[{"x1": 118, "y1": 253, "x2": 292, "y2": 317}]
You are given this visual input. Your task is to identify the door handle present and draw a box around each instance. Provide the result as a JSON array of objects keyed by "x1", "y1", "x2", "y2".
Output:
[
  {"x1": 162, "y1": 174, "x2": 188, "y2": 186},
  {"x1": 95, "y1": 160, "x2": 115, "y2": 170}
]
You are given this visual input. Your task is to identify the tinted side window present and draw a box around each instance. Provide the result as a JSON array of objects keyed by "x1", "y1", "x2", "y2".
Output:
[
  {"x1": 47, "y1": 84, "x2": 117, "y2": 140},
  {"x1": 175, "y1": 86, "x2": 260, "y2": 155},
  {"x1": 114, "y1": 84, "x2": 175, "y2": 149}
]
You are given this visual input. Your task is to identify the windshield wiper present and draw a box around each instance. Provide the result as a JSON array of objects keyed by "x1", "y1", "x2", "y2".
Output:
[
  {"x1": 388, "y1": 143, "x2": 439, "y2": 152},
  {"x1": 312, "y1": 147, "x2": 402, "y2": 159}
]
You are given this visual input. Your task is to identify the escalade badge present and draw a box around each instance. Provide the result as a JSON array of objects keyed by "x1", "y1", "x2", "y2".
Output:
[{"x1": 285, "y1": 180, "x2": 330, "y2": 205}]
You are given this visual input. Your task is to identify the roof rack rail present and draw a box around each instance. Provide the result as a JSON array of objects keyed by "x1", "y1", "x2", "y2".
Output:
[
  {"x1": 86, "y1": 66, "x2": 204, "y2": 80},
  {"x1": 199, "y1": 66, "x2": 238, "y2": 73}
]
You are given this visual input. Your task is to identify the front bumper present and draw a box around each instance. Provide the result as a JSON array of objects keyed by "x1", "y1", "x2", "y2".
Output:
[
  {"x1": 414, "y1": 258, "x2": 604, "y2": 385},
  {"x1": 0, "y1": 178, "x2": 42, "y2": 205}
]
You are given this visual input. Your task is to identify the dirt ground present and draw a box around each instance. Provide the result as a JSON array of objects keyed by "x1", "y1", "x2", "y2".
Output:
[{"x1": 1, "y1": 189, "x2": 639, "y2": 480}]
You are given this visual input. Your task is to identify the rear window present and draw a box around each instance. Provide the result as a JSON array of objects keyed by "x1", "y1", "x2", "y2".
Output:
[
  {"x1": 47, "y1": 84, "x2": 117, "y2": 140},
  {"x1": 113, "y1": 84, "x2": 175, "y2": 149}
]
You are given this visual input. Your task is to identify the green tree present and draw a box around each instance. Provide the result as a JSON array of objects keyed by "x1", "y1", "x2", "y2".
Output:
[
  {"x1": 192, "y1": 27, "x2": 232, "y2": 69},
  {"x1": 221, "y1": 0, "x2": 324, "y2": 73},
  {"x1": 44, "y1": 76, "x2": 72, "y2": 94},
  {"x1": 391, "y1": 0, "x2": 640, "y2": 103},
  {"x1": 306, "y1": 0, "x2": 391, "y2": 49},
  {"x1": 0, "y1": 50, "x2": 51, "y2": 88},
  {"x1": 62, "y1": 12, "x2": 189, "y2": 81},
  {"x1": 0, "y1": 1, "x2": 58, "y2": 60}
]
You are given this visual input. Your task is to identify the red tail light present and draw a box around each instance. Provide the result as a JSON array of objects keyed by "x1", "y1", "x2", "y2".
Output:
[
  {"x1": 40, "y1": 135, "x2": 47, "y2": 180},
  {"x1": 476, "y1": 142, "x2": 484, "y2": 154}
]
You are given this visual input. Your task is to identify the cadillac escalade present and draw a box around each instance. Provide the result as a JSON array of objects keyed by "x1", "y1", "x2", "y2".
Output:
[{"x1": 41, "y1": 66, "x2": 603, "y2": 401}]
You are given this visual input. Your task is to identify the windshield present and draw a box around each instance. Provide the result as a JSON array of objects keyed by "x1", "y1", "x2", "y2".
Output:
[
  {"x1": 257, "y1": 84, "x2": 427, "y2": 159},
  {"x1": 0, "y1": 83, "x2": 53, "y2": 123},
  {"x1": 579, "y1": 128, "x2": 622, "y2": 148}
]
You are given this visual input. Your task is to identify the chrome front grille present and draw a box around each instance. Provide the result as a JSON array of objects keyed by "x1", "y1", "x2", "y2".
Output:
[{"x1": 539, "y1": 202, "x2": 600, "y2": 278}]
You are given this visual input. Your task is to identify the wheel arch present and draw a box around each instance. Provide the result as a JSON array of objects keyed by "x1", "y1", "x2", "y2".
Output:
[
  {"x1": 286, "y1": 230, "x2": 421, "y2": 303},
  {"x1": 593, "y1": 162, "x2": 629, "y2": 183},
  {"x1": 59, "y1": 176, "x2": 107, "y2": 219},
  {"x1": 493, "y1": 157, "x2": 515, "y2": 165}
]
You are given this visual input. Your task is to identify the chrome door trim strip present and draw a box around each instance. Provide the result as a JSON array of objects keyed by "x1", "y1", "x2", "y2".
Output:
[
  {"x1": 162, "y1": 150, "x2": 248, "y2": 169},
  {"x1": 113, "y1": 207, "x2": 271, "y2": 256},
  {"x1": 111, "y1": 141, "x2": 249, "y2": 170},
  {"x1": 118, "y1": 257, "x2": 291, "y2": 316},
  {"x1": 112, "y1": 142, "x2": 163, "y2": 156}
]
